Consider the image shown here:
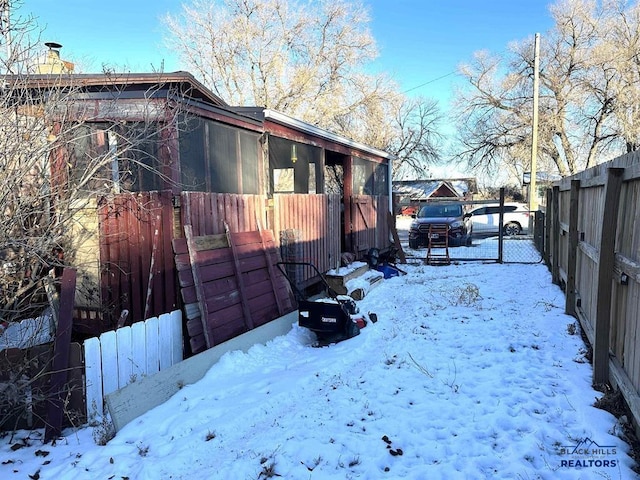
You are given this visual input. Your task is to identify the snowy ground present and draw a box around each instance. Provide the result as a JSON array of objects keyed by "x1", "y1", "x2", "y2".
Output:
[{"x1": 1, "y1": 231, "x2": 639, "y2": 479}]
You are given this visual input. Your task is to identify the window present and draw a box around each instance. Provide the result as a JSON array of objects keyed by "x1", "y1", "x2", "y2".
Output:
[
  {"x1": 273, "y1": 168, "x2": 295, "y2": 193},
  {"x1": 353, "y1": 157, "x2": 388, "y2": 196},
  {"x1": 374, "y1": 162, "x2": 388, "y2": 195},
  {"x1": 353, "y1": 158, "x2": 372, "y2": 194},
  {"x1": 179, "y1": 117, "x2": 207, "y2": 191},
  {"x1": 472, "y1": 207, "x2": 486, "y2": 215},
  {"x1": 485, "y1": 206, "x2": 517, "y2": 215},
  {"x1": 240, "y1": 131, "x2": 259, "y2": 194},
  {"x1": 67, "y1": 123, "x2": 110, "y2": 193},
  {"x1": 208, "y1": 122, "x2": 238, "y2": 194},
  {"x1": 179, "y1": 116, "x2": 261, "y2": 194},
  {"x1": 418, "y1": 204, "x2": 463, "y2": 218},
  {"x1": 269, "y1": 136, "x2": 321, "y2": 194},
  {"x1": 118, "y1": 124, "x2": 162, "y2": 192},
  {"x1": 67, "y1": 122, "x2": 163, "y2": 194}
]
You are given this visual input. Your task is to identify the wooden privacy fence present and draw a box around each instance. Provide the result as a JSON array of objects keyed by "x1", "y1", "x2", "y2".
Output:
[
  {"x1": 546, "y1": 151, "x2": 640, "y2": 428},
  {"x1": 98, "y1": 191, "x2": 177, "y2": 327},
  {"x1": 84, "y1": 310, "x2": 183, "y2": 423},
  {"x1": 349, "y1": 195, "x2": 391, "y2": 258},
  {"x1": 94, "y1": 191, "x2": 392, "y2": 341},
  {"x1": 180, "y1": 192, "x2": 267, "y2": 236}
]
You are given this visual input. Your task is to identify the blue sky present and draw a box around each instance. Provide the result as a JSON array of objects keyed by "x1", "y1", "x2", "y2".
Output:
[
  {"x1": 367, "y1": 1, "x2": 554, "y2": 102},
  {"x1": 24, "y1": 0, "x2": 554, "y2": 109}
]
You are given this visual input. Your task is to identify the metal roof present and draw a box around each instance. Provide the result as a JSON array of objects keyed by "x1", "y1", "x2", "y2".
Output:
[
  {"x1": 2, "y1": 71, "x2": 228, "y2": 107},
  {"x1": 5, "y1": 71, "x2": 393, "y2": 160},
  {"x1": 235, "y1": 107, "x2": 395, "y2": 161}
]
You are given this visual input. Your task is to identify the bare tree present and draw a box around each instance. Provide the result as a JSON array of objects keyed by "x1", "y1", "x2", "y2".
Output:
[
  {"x1": 0, "y1": 5, "x2": 190, "y2": 429},
  {"x1": 163, "y1": 0, "x2": 379, "y2": 125},
  {"x1": 0, "y1": 2, "x2": 186, "y2": 327},
  {"x1": 452, "y1": 0, "x2": 636, "y2": 180},
  {"x1": 0, "y1": 0, "x2": 40, "y2": 74},
  {"x1": 598, "y1": 0, "x2": 640, "y2": 152},
  {"x1": 389, "y1": 96, "x2": 443, "y2": 179},
  {"x1": 162, "y1": 0, "x2": 443, "y2": 178}
]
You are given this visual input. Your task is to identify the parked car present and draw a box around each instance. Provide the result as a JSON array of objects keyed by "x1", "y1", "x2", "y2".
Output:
[
  {"x1": 400, "y1": 205, "x2": 419, "y2": 216},
  {"x1": 408, "y1": 203, "x2": 472, "y2": 248},
  {"x1": 466, "y1": 203, "x2": 530, "y2": 236}
]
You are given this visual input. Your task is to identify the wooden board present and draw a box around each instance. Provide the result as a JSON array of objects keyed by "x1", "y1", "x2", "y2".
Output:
[
  {"x1": 387, "y1": 211, "x2": 406, "y2": 264},
  {"x1": 45, "y1": 269, "x2": 77, "y2": 442},
  {"x1": 175, "y1": 226, "x2": 296, "y2": 353},
  {"x1": 349, "y1": 273, "x2": 385, "y2": 300},
  {"x1": 325, "y1": 264, "x2": 370, "y2": 295}
]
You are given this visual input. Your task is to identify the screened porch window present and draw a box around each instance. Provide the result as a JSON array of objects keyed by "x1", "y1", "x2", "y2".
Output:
[
  {"x1": 353, "y1": 157, "x2": 388, "y2": 196},
  {"x1": 269, "y1": 136, "x2": 321, "y2": 194},
  {"x1": 179, "y1": 116, "x2": 260, "y2": 193},
  {"x1": 68, "y1": 122, "x2": 163, "y2": 193},
  {"x1": 179, "y1": 117, "x2": 207, "y2": 191}
]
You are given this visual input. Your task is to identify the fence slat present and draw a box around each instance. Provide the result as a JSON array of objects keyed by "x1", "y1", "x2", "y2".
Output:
[
  {"x1": 116, "y1": 327, "x2": 133, "y2": 388},
  {"x1": 158, "y1": 312, "x2": 173, "y2": 370},
  {"x1": 145, "y1": 316, "x2": 160, "y2": 375},
  {"x1": 131, "y1": 321, "x2": 147, "y2": 379},
  {"x1": 565, "y1": 180, "x2": 580, "y2": 316},
  {"x1": 170, "y1": 310, "x2": 183, "y2": 365},
  {"x1": 593, "y1": 168, "x2": 625, "y2": 384},
  {"x1": 100, "y1": 331, "x2": 118, "y2": 396},
  {"x1": 84, "y1": 336, "x2": 103, "y2": 423}
]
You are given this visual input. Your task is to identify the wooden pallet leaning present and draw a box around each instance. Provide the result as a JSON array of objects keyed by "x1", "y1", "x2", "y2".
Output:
[
  {"x1": 426, "y1": 224, "x2": 451, "y2": 266},
  {"x1": 174, "y1": 225, "x2": 296, "y2": 354}
]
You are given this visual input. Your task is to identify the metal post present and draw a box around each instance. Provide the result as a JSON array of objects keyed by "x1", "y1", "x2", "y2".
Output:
[{"x1": 498, "y1": 188, "x2": 505, "y2": 263}]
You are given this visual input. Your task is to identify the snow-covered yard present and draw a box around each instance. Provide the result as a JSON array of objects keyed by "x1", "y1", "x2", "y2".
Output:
[{"x1": 2, "y1": 258, "x2": 638, "y2": 479}]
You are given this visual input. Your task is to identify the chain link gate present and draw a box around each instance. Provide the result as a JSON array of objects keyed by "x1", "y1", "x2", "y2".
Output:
[{"x1": 399, "y1": 192, "x2": 544, "y2": 264}]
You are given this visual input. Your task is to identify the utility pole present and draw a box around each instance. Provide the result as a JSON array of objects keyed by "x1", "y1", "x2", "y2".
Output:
[{"x1": 529, "y1": 33, "x2": 540, "y2": 213}]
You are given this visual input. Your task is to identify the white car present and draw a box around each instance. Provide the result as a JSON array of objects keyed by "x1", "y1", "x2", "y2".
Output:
[{"x1": 467, "y1": 203, "x2": 531, "y2": 236}]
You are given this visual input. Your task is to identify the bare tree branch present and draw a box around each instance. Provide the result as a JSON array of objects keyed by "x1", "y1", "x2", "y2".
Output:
[{"x1": 452, "y1": 0, "x2": 637, "y2": 180}]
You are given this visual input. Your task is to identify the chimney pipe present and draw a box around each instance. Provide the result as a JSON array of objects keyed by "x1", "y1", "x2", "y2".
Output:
[{"x1": 35, "y1": 42, "x2": 74, "y2": 74}]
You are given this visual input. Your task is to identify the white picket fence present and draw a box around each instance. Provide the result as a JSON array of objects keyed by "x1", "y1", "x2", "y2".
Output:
[{"x1": 84, "y1": 310, "x2": 183, "y2": 423}]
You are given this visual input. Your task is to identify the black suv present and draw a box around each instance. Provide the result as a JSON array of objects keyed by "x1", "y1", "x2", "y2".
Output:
[{"x1": 408, "y1": 203, "x2": 472, "y2": 248}]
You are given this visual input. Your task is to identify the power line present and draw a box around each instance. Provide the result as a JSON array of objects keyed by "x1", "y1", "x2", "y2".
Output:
[{"x1": 403, "y1": 71, "x2": 458, "y2": 94}]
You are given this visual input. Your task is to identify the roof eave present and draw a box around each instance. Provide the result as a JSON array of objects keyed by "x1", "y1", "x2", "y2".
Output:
[{"x1": 263, "y1": 109, "x2": 395, "y2": 161}]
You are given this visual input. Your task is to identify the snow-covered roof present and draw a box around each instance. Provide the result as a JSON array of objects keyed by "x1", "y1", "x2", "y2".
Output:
[{"x1": 393, "y1": 178, "x2": 477, "y2": 200}]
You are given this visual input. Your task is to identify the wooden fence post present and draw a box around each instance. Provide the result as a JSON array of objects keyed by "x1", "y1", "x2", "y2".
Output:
[
  {"x1": 565, "y1": 180, "x2": 580, "y2": 317},
  {"x1": 44, "y1": 268, "x2": 77, "y2": 442},
  {"x1": 544, "y1": 188, "x2": 552, "y2": 267},
  {"x1": 551, "y1": 186, "x2": 560, "y2": 284},
  {"x1": 593, "y1": 168, "x2": 624, "y2": 385}
]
